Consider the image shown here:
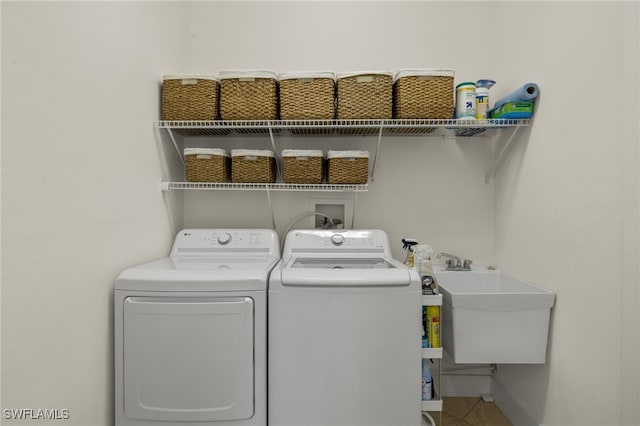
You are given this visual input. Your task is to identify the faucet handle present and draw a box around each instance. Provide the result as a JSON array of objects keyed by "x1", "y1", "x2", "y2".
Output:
[{"x1": 463, "y1": 259, "x2": 473, "y2": 270}]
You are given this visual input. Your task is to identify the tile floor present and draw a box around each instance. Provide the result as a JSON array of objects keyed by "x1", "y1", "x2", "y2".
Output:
[{"x1": 425, "y1": 397, "x2": 513, "y2": 426}]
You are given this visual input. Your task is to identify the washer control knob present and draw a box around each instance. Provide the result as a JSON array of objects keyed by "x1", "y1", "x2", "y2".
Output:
[
  {"x1": 331, "y1": 234, "x2": 345, "y2": 246},
  {"x1": 217, "y1": 233, "x2": 232, "y2": 245}
]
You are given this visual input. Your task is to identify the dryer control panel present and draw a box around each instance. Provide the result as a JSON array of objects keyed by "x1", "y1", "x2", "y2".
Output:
[{"x1": 170, "y1": 229, "x2": 280, "y2": 257}]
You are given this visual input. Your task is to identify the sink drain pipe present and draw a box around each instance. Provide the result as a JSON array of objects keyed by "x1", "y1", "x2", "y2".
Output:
[{"x1": 441, "y1": 363, "x2": 498, "y2": 376}]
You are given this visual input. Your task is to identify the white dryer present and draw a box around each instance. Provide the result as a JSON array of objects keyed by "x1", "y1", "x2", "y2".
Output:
[
  {"x1": 268, "y1": 229, "x2": 422, "y2": 426},
  {"x1": 114, "y1": 229, "x2": 279, "y2": 426}
]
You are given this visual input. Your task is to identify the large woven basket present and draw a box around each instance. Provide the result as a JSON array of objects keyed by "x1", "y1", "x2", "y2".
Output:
[
  {"x1": 327, "y1": 150, "x2": 369, "y2": 184},
  {"x1": 282, "y1": 149, "x2": 324, "y2": 184},
  {"x1": 231, "y1": 149, "x2": 276, "y2": 183},
  {"x1": 279, "y1": 72, "x2": 335, "y2": 120},
  {"x1": 184, "y1": 148, "x2": 229, "y2": 182},
  {"x1": 162, "y1": 74, "x2": 219, "y2": 121},
  {"x1": 336, "y1": 72, "x2": 393, "y2": 119},
  {"x1": 393, "y1": 69, "x2": 455, "y2": 119},
  {"x1": 219, "y1": 71, "x2": 278, "y2": 120}
]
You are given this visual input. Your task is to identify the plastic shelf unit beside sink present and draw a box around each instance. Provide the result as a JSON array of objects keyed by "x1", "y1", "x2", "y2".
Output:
[{"x1": 434, "y1": 267, "x2": 556, "y2": 364}]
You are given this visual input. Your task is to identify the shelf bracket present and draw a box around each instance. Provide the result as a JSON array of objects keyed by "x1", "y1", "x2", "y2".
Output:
[
  {"x1": 489, "y1": 125, "x2": 522, "y2": 181},
  {"x1": 166, "y1": 128, "x2": 184, "y2": 165},
  {"x1": 369, "y1": 125, "x2": 383, "y2": 182},
  {"x1": 268, "y1": 124, "x2": 281, "y2": 178},
  {"x1": 351, "y1": 191, "x2": 358, "y2": 228},
  {"x1": 265, "y1": 188, "x2": 276, "y2": 230}
]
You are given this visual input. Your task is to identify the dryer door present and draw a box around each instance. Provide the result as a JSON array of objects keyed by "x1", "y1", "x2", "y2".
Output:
[{"x1": 123, "y1": 296, "x2": 254, "y2": 422}]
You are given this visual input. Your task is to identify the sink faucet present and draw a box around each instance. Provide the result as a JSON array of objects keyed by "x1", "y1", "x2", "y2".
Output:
[
  {"x1": 437, "y1": 252, "x2": 461, "y2": 268},
  {"x1": 437, "y1": 253, "x2": 473, "y2": 271}
]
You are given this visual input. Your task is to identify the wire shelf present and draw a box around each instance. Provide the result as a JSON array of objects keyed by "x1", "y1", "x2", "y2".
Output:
[
  {"x1": 155, "y1": 118, "x2": 529, "y2": 137},
  {"x1": 156, "y1": 119, "x2": 529, "y2": 193},
  {"x1": 161, "y1": 181, "x2": 368, "y2": 192}
]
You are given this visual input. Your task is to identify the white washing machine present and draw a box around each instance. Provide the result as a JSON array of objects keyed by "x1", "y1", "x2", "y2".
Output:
[
  {"x1": 268, "y1": 229, "x2": 422, "y2": 426},
  {"x1": 114, "y1": 229, "x2": 279, "y2": 426}
]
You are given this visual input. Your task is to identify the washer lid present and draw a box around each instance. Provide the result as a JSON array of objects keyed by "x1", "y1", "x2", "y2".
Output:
[
  {"x1": 289, "y1": 257, "x2": 394, "y2": 269},
  {"x1": 280, "y1": 256, "x2": 411, "y2": 287}
]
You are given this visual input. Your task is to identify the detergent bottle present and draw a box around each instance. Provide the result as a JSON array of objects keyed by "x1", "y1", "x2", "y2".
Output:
[
  {"x1": 426, "y1": 306, "x2": 441, "y2": 348},
  {"x1": 415, "y1": 244, "x2": 438, "y2": 295}
]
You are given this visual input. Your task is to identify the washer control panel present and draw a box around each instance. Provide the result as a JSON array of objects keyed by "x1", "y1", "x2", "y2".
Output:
[
  {"x1": 284, "y1": 229, "x2": 390, "y2": 257},
  {"x1": 170, "y1": 229, "x2": 279, "y2": 256}
]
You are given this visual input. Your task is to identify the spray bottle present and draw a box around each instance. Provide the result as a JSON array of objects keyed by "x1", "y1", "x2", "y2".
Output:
[
  {"x1": 476, "y1": 79, "x2": 496, "y2": 120},
  {"x1": 401, "y1": 238, "x2": 419, "y2": 268}
]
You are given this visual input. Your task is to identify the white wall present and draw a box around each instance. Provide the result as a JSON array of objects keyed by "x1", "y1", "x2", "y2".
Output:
[
  {"x1": 491, "y1": 2, "x2": 639, "y2": 426},
  {"x1": 2, "y1": 2, "x2": 638, "y2": 426},
  {"x1": 621, "y1": 5, "x2": 640, "y2": 425},
  {"x1": 1, "y1": 2, "x2": 184, "y2": 425}
]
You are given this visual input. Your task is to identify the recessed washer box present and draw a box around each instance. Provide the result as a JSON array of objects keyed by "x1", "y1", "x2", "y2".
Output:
[{"x1": 434, "y1": 268, "x2": 556, "y2": 364}]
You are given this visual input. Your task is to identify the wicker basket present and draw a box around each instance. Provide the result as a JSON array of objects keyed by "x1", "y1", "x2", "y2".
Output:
[
  {"x1": 282, "y1": 149, "x2": 324, "y2": 184},
  {"x1": 327, "y1": 150, "x2": 369, "y2": 184},
  {"x1": 231, "y1": 149, "x2": 276, "y2": 183},
  {"x1": 162, "y1": 74, "x2": 219, "y2": 121},
  {"x1": 219, "y1": 70, "x2": 278, "y2": 120},
  {"x1": 184, "y1": 148, "x2": 229, "y2": 182},
  {"x1": 393, "y1": 69, "x2": 455, "y2": 119},
  {"x1": 336, "y1": 72, "x2": 393, "y2": 119},
  {"x1": 279, "y1": 72, "x2": 335, "y2": 120}
]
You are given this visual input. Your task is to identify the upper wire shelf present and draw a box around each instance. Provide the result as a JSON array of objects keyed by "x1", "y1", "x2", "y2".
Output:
[
  {"x1": 155, "y1": 118, "x2": 530, "y2": 137},
  {"x1": 160, "y1": 182, "x2": 368, "y2": 192}
]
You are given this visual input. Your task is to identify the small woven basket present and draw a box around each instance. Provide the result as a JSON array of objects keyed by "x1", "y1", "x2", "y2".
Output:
[
  {"x1": 393, "y1": 69, "x2": 455, "y2": 119},
  {"x1": 219, "y1": 71, "x2": 278, "y2": 120},
  {"x1": 162, "y1": 74, "x2": 219, "y2": 121},
  {"x1": 184, "y1": 148, "x2": 229, "y2": 182},
  {"x1": 231, "y1": 149, "x2": 276, "y2": 183},
  {"x1": 282, "y1": 149, "x2": 324, "y2": 184},
  {"x1": 336, "y1": 72, "x2": 393, "y2": 119},
  {"x1": 279, "y1": 72, "x2": 336, "y2": 120},
  {"x1": 327, "y1": 150, "x2": 369, "y2": 185}
]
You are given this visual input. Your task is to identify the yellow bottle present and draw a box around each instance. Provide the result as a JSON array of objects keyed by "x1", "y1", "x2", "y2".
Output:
[{"x1": 426, "y1": 306, "x2": 440, "y2": 348}]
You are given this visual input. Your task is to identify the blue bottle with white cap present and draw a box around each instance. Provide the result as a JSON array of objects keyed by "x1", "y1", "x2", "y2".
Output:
[
  {"x1": 475, "y1": 79, "x2": 496, "y2": 120},
  {"x1": 422, "y1": 358, "x2": 433, "y2": 401}
]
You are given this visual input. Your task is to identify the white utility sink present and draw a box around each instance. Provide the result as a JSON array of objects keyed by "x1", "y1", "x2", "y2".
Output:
[{"x1": 434, "y1": 267, "x2": 556, "y2": 364}]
